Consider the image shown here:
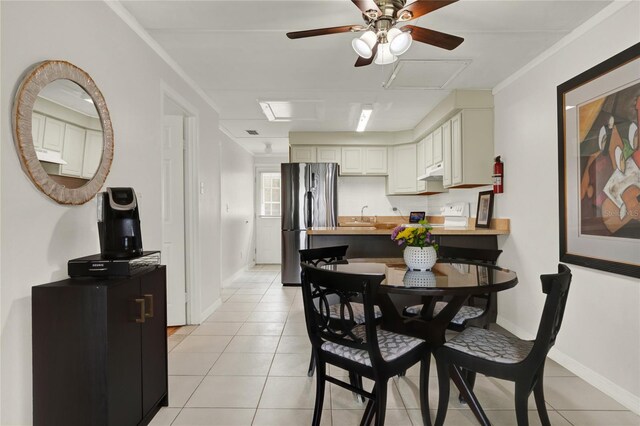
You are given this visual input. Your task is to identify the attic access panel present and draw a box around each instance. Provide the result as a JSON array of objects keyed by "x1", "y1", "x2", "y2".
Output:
[{"x1": 384, "y1": 60, "x2": 471, "y2": 90}]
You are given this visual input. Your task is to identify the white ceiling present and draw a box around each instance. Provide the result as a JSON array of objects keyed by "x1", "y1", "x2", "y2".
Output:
[{"x1": 120, "y1": 0, "x2": 612, "y2": 156}]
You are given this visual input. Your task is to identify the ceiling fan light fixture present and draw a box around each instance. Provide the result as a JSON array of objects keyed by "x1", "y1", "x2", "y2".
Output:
[
  {"x1": 374, "y1": 43, "x2": 398, "y2": 65},
  {"x1": 388, "y1": 28, "x2": 412, "y2": 56},
  {"x1": 352, "y1": 30, "x2": 377, "y2": 58}
]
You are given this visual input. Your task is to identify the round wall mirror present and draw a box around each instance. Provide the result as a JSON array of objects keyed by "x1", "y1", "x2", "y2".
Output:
[{"x1": 12, "y1": 60, "x2": 114, "y2": 205}]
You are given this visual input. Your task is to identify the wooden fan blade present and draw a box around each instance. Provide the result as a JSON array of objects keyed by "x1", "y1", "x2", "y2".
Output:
[
  {"x1": 351, "y1": 0, "x2": 382, "y2": 17},
  {"x1": 287, "y1": 25, "x2": 363, "y2": 39},
  {"x1": 402, "y1": 25, "x2": 463, "y2": 50},
  {"x1": 355, "y1": 43, "x2": 378, "y2": 67},
  {"x1": 396, "y1": 0, "x2": 458, "y2": 21}
]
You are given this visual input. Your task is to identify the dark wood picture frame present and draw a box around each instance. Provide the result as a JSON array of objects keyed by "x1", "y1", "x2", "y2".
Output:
[
  {"x1": 557, "y1": 42, "x2": 640, "y2": 278},
  {"x1": 475, "y1": 190, "x2": 494, "y2": 229}
]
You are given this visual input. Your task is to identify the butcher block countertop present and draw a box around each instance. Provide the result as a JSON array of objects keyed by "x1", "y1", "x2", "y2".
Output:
[{"x1": 307, "y1": 216, "x2": 510, "y2": 236}]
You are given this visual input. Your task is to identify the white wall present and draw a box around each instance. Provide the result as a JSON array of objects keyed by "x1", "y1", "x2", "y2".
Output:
[
  {"x1": 220, "y1": 137, "x2": 255, "y2": 283},
  {"x1": 338, "y1": 175, "x2": 492, "y2": 220},
  {"x1": 0, "y1": 2, "x2": 222, "y2": 424},
  {"x1": 493, "y1": 2, "x2": 639, "y2": 412}
]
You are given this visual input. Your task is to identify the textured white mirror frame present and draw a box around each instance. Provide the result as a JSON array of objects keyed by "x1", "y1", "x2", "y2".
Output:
[{"x1": 12, "y1": 60, "x2": 114, "y2": 205}]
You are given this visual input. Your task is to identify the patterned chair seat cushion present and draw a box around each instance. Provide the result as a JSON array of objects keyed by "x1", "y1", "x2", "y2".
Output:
[
  {"x1": 405, "y1": 301, "x2": 484, "y2": 325},
  {"x1": 444, "y1": 326, "x2": 534, "y2": 364},
  {"x1": 321, "y1": 325, "x2": 424, "y2": 367},
  {"x1": 328, "y1": 302, "x2": 382, "y2": 325}
]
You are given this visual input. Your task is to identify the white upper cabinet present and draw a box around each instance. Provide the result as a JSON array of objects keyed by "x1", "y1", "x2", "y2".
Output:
[
  {"x1": 32, "y1": 112, "x2": 46, "y2": 149},
  {"x1": 60, "y1": 124, "x2": 86, "y2": 177},
  {"x1": 340, "y1": 146, "x2": 387, "y2": 175},
  {"x1": 316, "y1": 146, "x2": 341, "y2": 165},
  {"x1": 82, "y1": 130, "x2": 103, "y2": 179},
  {"x1": 42, "y1": 117, "x2": 65, "y2": 152},
  {"x1": 423, "y1": 133, "x2": 433, "y2": 169},
  {"x1": 442, "y1": 110, "x2": 494, "y2": 188},
  {"x1": 290, "y1": 146, "x2": 316, "y2": 163},
  {"x1": 389, "y1": 144, "x2": 417, "y2": 194},
  {"x1": 432, "y1": 126, "x2": 443, "y2": 164},
  {"x1": 442, "y1": 120, "x2": 452, "y2": 187},
  {"x1": 416, "y1": 139, "x2": 426, "y2": 192}
]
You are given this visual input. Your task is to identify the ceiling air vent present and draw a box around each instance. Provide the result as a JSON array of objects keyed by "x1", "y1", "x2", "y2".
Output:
[{"x1": 245, "y1": 130, "x2": 259, "y2": 135}]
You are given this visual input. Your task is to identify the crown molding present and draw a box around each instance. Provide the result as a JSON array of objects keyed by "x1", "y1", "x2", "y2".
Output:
[
  {"x1": 493, "y1": 1, "x2": 632, "y2": 94},
  {"x1": 104, "y1": 0, "x2": 221, "y2": 113}
]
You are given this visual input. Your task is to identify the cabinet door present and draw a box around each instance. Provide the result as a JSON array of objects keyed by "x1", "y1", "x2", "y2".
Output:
[
  {"x1": 140, "y1": 267, "x2": 168, "y2": 416},
  {"x1": 432, "y1": 126, "x2": 443, "y2": 164},
  {"x1": 424, "y1": 133, "x2": 434, "y2": 168},
  {"x1": 290, "y1": 146, "x2": 316, "y2": 162},
  {"x1": 341, "y1": 147, "x2": 364, "y2": 174},
  {"x1": 391, "y1": 144, "x2": 417, "y2": 193},
  {"x1": 364, "y1": 147, "x2": 387, "y2": 174},
  {"x1": 442, "y1": 121, "x2": 452, "y2": 187},
  {"x1": 82, "y1": 130, "x2": 103, "y2": 178},
  {"x1": 317, "y1": 146, "x2": 341, "y2": 165},
  {"x1": 450, "y1": 113, "x2": 463, "y2": 185},
  {"x1": 107, "y1": 280, "x2": 143, "y2": 426},
  {"x1": 60, "y1": 124, "x2": 86, "y2": 177},
  {"x1": 32, "y1": 112, "x2": 46, "y2": 148},
  {"x1": 416, "y1": 140, "x2": 426, "y2": 192},
  {"x1": 43, "y1": 116, "x2": 65, "y2": 151}
]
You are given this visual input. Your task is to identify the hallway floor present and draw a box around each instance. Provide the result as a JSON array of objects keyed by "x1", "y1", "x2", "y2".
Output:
[{"x1": 150, "y1": 265, "x2": 639, "y2": 425}]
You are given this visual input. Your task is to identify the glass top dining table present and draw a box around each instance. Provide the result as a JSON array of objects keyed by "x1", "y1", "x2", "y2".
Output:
[{"x1": 319, "y1": 259, "x2": 518, "y2": 346}]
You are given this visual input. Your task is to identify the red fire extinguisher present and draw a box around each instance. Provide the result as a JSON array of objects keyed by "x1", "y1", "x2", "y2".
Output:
[{"x1": 493, "y1": 156, "x2": 504, "y2": 194}]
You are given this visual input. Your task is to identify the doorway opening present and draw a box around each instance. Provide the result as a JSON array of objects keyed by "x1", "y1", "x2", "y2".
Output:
[{"x1": 255, "y1": 167, "x2": 281, "y2": 264}]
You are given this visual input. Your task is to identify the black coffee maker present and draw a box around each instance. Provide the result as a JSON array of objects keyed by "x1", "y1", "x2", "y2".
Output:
[{"x1": 97, "y1": 187, "x2": 143, "y2": 259}]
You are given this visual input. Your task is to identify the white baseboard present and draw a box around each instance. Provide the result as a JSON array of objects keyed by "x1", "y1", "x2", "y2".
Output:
[
  {"x1": 222, "y1": 267, "x2": 248, "y2": 288},
  {"x1": 196, "y1": 298, "x2": 221, "y2": 324},
  {"x1": 497, "y1": 315, "x2": 640, "y2": 415}
]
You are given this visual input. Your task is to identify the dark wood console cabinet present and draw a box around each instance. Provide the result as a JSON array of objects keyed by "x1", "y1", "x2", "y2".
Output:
[{"x1": 32, "y1": 266, "x2": 168, "y2": 426}]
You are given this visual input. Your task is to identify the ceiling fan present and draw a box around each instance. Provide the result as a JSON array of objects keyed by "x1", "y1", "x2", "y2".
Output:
[{"x1": 286, "y1": 0, "x2": 464, "y2": 67}]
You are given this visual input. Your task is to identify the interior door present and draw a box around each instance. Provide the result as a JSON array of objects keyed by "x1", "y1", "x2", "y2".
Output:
[
  {"x1": 256, "y1": 168, "x2": 281, "y2": 264},
  {"x1": 161, "y1": 115, "x2": 187, "y2": 326}
]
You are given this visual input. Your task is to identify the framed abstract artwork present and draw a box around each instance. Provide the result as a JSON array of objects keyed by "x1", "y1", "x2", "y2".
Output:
[{"x1": 557, "y1": 43, "x2": 640, "y2": 278}]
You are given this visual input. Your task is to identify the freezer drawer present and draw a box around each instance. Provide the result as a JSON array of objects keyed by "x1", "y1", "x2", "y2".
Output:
[{"x1": 281, "y1": 230, "x2": 307, "y2": 285}]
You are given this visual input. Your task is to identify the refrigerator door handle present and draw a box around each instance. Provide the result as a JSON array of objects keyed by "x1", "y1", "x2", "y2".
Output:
[{"x1": 304, "y1": 191, "x2": 313, "y2": 228}]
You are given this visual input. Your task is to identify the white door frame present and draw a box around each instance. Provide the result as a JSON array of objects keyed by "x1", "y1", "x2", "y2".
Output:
[
  {"x1": 161, "y1": 81, "x2": 200, "y2": 325},
  {"x1": 254, "y1": 165, "x2": 282, "y2": 264}
]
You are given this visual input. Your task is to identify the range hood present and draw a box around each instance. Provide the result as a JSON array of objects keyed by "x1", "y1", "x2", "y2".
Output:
[
  {"x1": 417, "y1": 162, "x2": 443, "y2": 181},
  {"x1": 35, "y1": 147, "x2": 67, "y2": 165}
]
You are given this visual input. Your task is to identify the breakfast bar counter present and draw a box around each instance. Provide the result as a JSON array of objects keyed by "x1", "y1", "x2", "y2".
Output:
[{"x1": 308, "y1": 217, "x2": 510, "y2": 258}]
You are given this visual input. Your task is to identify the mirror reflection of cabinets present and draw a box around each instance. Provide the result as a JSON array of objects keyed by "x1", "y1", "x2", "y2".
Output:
[{"x1": 12, "y1": 60, "x2": 114, "y2": 204}]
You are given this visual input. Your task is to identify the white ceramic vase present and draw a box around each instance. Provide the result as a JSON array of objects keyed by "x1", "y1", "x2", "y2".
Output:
[{"x1": 403, "y1": 246, "x2": 437, "y2": 271}]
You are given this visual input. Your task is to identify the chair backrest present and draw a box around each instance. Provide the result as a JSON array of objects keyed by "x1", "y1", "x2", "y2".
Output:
[
  {"x1": 438, "y1": 246, "x2": 503, "y2": 265},
  {"x1": 300, "y1": 262, "x2": 386, "y2": 367},
  {"x1": 529, "y1": 264, "x2": 572, "y2": 361},
  {"x1": 299, "y1": 245, "x2": 349, "y2": 266}
]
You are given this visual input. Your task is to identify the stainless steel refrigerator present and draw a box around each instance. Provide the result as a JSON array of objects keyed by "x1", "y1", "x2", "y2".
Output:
[{"x1": 281, "y1": 162, "x2": 338, "y2": 285}]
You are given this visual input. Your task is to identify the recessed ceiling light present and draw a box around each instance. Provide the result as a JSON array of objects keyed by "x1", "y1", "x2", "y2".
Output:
[{"x1": 356, "y1": 105, "x2": 373, "y2": 132}]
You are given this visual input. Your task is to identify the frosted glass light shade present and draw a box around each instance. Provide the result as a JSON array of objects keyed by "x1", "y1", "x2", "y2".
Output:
[
  {"x1": 374, "y1": 43, "x2": 398, "y2": 65},
  {"x1": 352, "y1": 31, "x2": 377, "y2": 58},
  {"x1": 388, "y1": 28, "x2": 412, "y2": 55}
]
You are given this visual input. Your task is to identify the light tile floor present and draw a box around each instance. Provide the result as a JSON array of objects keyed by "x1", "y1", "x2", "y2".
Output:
[{"x1": 152, "y1": 265, "x2": 640, "y2": 426}]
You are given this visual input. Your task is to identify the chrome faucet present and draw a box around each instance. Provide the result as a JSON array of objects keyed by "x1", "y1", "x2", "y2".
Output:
[{"x1": 360, "y1": 205, "x2": 368, "y2": 222}]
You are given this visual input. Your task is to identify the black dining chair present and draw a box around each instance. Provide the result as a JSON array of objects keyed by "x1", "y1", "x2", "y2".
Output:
[
  {"x1": 433, "y1": 264, "x2": 572, "y2": 426},
  {"x1": 299, "y1": 245, "x2": 382, "y2": 377},
  {"x1": 301, "y1": 262, "x2": 431, "y2": 426}
]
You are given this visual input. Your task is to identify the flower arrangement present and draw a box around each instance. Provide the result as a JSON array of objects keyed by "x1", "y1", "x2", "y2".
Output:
[{"x1": 390, "y1": 219, "x2": 438, "y2": 251}]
